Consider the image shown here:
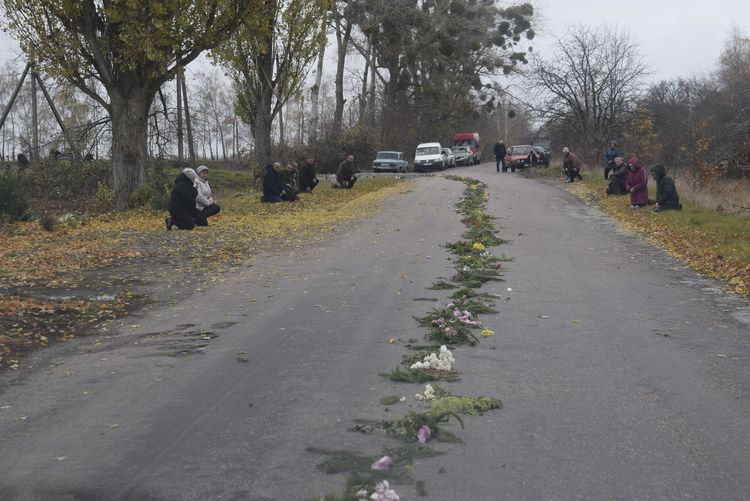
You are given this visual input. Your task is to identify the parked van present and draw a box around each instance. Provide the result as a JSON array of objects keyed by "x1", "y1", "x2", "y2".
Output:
[
  {"x1": 414, "y1": 142, "x2": 446, "y2": 172},
  {"x1": 452, "y1": 132, "x2": 481, "y2": 165}
]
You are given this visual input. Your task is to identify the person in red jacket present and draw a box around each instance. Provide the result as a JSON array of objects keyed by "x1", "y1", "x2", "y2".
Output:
[
  {"x1": 562, "y1": 147, "x2": 583, "y2": 182},
  {"x1": 625, "y1": 156, "x2": 648, "y2": 208}
]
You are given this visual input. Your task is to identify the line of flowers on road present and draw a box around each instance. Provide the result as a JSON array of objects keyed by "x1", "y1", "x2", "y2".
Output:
[{"x1": 311, "y1": 177, "x2": 508, "y2": 500}]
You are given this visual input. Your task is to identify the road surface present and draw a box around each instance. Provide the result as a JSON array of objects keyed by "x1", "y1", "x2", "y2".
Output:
[{"x1": 1, "y1": 166, "x2": 749, "y2": 500}]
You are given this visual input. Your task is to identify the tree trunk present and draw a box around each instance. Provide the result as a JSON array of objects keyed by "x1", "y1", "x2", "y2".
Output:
[
  {"x1": 359, "y1": 41, "x2": 371, "y2": 124},
  {"x1": 215, "y1": 109, "x2": 227, "y2": 160},
  {"x1": 309, "y1": 10, "x2": 327, "y2": 142},
  {"x1": 332, "y1": 10, "x2": 352, "y2": 138},
  {"x1": 110, "y1": 91, "x2": 151, "y2": 210},
  {"x1": 253, "y1": 85, "x2": 274, "y2": 168},
  {"x1": 369, "y1": 38, "x2": 377, "y2": 121}
]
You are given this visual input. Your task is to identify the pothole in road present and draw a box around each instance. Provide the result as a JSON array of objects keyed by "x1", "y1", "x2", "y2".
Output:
[{"x1": 132, "y1": 330, "x2": 219, "y2": 359}]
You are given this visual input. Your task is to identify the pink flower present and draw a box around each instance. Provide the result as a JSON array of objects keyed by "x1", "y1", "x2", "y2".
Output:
[
  {"x1": 417, "y1": 425, "x2": 431, "y2": 444},
  {"x1": 371, "y1": 455, "x2": 393, "y2": 471},
  {"x1": 444, "y1": 326, "x2": 457, "y2": 337}
]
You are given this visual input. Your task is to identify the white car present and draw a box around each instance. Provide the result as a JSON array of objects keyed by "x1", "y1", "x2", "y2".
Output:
[
  {"x1": 414, "y1": 142, "x2": 445, "y2": 172},
  {"x1": 442, "y1": 148, "x2": 456, "y2": 168},
  {"x1": 372, "y1": 151, "x2": 408, "y2": 173}
]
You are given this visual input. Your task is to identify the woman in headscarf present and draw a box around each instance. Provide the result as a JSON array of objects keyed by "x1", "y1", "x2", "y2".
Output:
[
  {"x1": 625, "y1": 157, "x2": 648, "y2": 208},
  {"x1": 194, "y1": 165, "x2": 221, "y2": 226},
  {"x1": 166, "y1": 168, "x2": 199, "y2": 230}
]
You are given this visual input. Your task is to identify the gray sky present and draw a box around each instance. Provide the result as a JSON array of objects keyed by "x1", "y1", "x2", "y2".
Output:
[
  {"x1": 532, "y1": 0, "x2": 750, "y2": 83},
  {"x1": 1, "y1": 2, "x2": 748, "y2": 87}
]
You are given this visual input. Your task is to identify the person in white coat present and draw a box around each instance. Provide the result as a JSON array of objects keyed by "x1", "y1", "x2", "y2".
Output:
[{"x1": 194, "y1": 165, "x2": 221, "y2": 226}]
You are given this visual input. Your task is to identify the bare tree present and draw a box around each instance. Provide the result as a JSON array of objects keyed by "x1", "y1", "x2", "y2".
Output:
[{"x1": 531, "y1": 24, "x2": 648, "y2": 163}]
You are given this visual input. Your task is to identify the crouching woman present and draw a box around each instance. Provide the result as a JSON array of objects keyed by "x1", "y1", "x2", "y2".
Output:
[
  {"x1": 194, "y1": 165, "x2": 221, "y2": 225},
  {"x1": 167, "y1": 168, "x2": 199, "y2": 230}
]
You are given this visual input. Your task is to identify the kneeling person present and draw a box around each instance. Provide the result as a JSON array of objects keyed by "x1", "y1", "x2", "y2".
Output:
[
  {"x1": 651, "y1": 164, "x2": 682, "y2": 212},
  {"x1": 167, "y1": 168, "x2": 199, "y2": 230},
  {"x1": 336, "y1": 154, "x2": 358, "y2": 189},
  {"x1": 194, "y1": 165, "x2": 221, "y2": 225}
]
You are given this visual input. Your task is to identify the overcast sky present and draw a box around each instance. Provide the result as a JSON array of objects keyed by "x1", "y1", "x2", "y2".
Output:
[
  {"x1": 532, "y1": 0, "x2": 750, "y2": 83},
  {"x1": 1, "y1": 2, "x2": 748, "y2": 86}
]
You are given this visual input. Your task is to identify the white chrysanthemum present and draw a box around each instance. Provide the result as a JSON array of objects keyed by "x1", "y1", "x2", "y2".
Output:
[{"x1": 411, "y1": 345, "x2": 455, "y2": 371}]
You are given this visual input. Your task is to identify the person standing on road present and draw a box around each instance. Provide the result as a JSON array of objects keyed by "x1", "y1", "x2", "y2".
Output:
[
  {"x1": 336, "y1": 154, "x2": 358, "y2": 189},
  {"x1": 562, "y1": 147, "x2": 583, "y2": 182},
  {"x1": 625, "y1": 157, "x2": 649, "y2": 208},
  {"x1": 299, "y1": 158, "x2": 319, "y2": 193},
  {"x1": 650, "y1": 164, "x2": 682, "y2": 212},
  {"x1": 604, "y1": 140, "x2": 619, "y2": 179},
  {"x1": 494, "y1": 140, "x2": 507, "y2": 172},
  {"x1": 194, "y1": 165, "x2": 221, "y2": 226},
  {"x1": 166, "y1": 168, "x2": 199, "y2": 230}
]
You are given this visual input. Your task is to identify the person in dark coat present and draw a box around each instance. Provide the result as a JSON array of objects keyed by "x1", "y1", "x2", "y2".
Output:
[
  {"x1": 606, "y1": 157, "x2": 628, "y2": 195},
  {"x1": 494, "y1": 140, "x2": 507, "y2": 172},
  {"x1": 280, "y1": 163, "x2": 299, "y2": 201},
  {"x1": 336, "y1": 154, "x2": 357, "y2": 189},
  {"x1": 298, "y1": 158, "x2": 319, "y2": 193},
  {"x1": 625, "y1": 156, "x2": 649, "y2": 208},
  {"x1": 167, "y1": 168, "x2": 199, "y2": 230},
  {"x1": 261, "y1": 163, "x2": 283, "y2": 203},
  {"x1": 651, "y1": 164, "x2": 682, "y2": 212},
  {"x1": 604, "y1": 140, "x2": 619, "y2": 179},
  {"x1": 562, "y1": 147, "x2": 583, "y2": 182}
]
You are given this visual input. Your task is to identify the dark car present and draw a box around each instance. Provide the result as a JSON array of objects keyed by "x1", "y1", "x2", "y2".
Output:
[
  {"x1": 531, "y1": 146, "x2": 550, "y2": 167},
  {"x1": 504, "y1": 145, "x2": 536, "y2": 170},
  {"x1": 372, "y1": 151, "x2": 408, "y2": 173}
]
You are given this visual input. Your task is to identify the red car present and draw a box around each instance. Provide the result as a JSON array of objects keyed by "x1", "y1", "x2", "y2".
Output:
[{"x1": 504, "y1": 144, "x2": 538, "y2": 170}]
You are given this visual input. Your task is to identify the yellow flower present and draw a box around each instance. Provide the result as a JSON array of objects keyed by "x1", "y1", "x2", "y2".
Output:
[
  {"x1": 472, "y1": 242, "x2": 485, "y2": 251},
  {"x1": 481, "y1": 328, "x2": 495, "y2": 338},
  {"x1": 482, "y1": 192, "x2": 489, "y2": 201},
  {"x1": 470, "y1": 183, "x2": 479, "y2": 190}
]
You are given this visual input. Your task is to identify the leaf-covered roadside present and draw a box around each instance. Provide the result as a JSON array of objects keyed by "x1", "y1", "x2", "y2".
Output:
[
  {"x1": 564, "y1": 176, "x2": 750, "y2": 296},
  {"x1": 0, "y1": 177, "x2": 406, "y2": 368}
]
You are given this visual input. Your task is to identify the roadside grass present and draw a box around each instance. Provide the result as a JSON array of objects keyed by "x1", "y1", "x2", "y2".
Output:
[
  {"x1": 564, "y1": 172, "x2": 750, "y2": 296},
  {"x1": 0, "y1": 175, "x2": 407, "y2": 368}
]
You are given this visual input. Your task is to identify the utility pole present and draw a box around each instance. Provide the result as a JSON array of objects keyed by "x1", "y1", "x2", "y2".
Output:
[
  {"x1": 30, "y1": 69, "x2": 39, "y2": 162},
  {"x1": 176, "y1": 71, "x2": 184, "y2": 167},
  {"x1": 180, "y1": 76, "x2": 195, "y2": 163},
  {"x1": 504, "y1": 101, "x2": 508, "y2": 143}
]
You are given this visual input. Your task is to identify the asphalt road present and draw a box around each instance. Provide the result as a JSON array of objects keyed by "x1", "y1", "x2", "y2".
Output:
[{"x1": 1, "y1": 166, "x2": 749, "y2": 501}]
